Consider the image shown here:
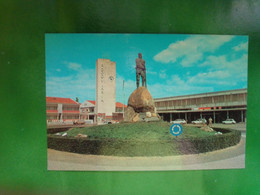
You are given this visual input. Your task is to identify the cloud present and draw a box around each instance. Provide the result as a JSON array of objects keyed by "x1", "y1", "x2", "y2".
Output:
[
  {"x1": 149, "y1": 60, "x2": 247, "y2": 98},
  {"x1": 199, "y1": 54, "x2": 248, "y2": 78},
  {"x1": 148, "y1": 81, "x2": 214, "y2": 98},
  {"x1": 46, "y1": 68, "x2": 96, "y2": 102},
  {"x1": 167, "y1": 75, "x2": 185, "y2": 85},
  {"x1": 187, "y1": 71, "x2": 233, "y2": 85},
  {"x1": 200, "y1": 55, "x2": 227, "y2": 67},
  {"x1": 148, "y1": 74, "x2": 213, "y2": 98},
  {"x1": 64, "y1": 61, "x2": 82, "y2": 71},
  {"x1": 146, "y1": 70, "x2": 157, "y2": 76},
  {"x1": 153, "y1": 35, "x2": 234, "y2": 67},
  {"x1": 233, "y1": 42, "x2": 248, "y2": 51},
  {"x1": 159, "y1": 70, "x2": 167, "y2": 79},
  {"x1": 192, "y1": 53, "x2": 248, "y2": 87}
]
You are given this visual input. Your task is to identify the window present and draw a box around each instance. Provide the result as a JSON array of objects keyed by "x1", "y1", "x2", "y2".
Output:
[
  {"x1": 47, "y1": 106, "x2": 57, "y2": 110},
  {"x1": 63, "y1": 106, "x2": 79, "y2": 111},
  {"x1": 47, "y1": 115, "x2": 57, "y2": 119},
  {"x1": 202, "y1": 97, "x2": 212, "y2": 104},
  {"x1": 191, "y1": 99, "x2": 196, "y2": 105},
  {"x1": 225, "y1": 95, "x2": 231, "y2": 102}
]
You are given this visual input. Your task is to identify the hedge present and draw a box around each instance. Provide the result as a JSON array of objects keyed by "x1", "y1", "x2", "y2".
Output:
[
  {"x1": 47, "y1": 127, "x2": 71, "y2": 134},
  {"x1": 47, "y1": 128, "x2": 241, "y2": 156},
  {"x1": 177, "y1": 128, "x2": 241, "y2": 154}
]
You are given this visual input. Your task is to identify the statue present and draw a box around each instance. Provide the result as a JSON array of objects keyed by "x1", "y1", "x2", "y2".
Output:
[
  {"x1": 135, "y1": 53, "x2": 147, "y2": 88},
  {"x1": 124, "y1": 53, "x2": 160, "y2": 122}
]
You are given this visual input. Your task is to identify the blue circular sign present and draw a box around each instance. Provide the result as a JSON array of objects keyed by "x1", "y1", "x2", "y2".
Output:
[{"x1": 170, "y1": 124, "x2": 183, "y2": 136}]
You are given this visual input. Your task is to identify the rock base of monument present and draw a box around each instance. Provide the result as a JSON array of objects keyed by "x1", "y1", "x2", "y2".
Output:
[{"x1": 124, "y1": 87, "x2": 160, "y2": 122}]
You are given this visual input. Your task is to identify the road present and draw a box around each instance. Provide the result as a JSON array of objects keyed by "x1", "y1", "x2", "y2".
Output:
[{"x1": 48, "y1": 123, "x2": 246, "y2": 171}]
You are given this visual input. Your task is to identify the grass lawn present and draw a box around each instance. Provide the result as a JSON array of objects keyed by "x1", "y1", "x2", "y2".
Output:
[
  {"x1": 48, "y1": 121, "x2": 240, "y2": 156},
  {"x1": 66, "y1": 121, "x2": 216, "y2": 140}
]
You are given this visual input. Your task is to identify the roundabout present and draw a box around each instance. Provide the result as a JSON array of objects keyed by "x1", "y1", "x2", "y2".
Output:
[
  {"x1": 47, "y1": 121, "x2": 241, "y2": 157},
  {"x1": 48, "y1": 133, "x2": 245, "y2": 171}
]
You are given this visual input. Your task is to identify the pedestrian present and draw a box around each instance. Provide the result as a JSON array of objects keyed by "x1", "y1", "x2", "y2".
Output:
[
  {"x1": 209, "y1": 117, "x2": 213, "y2": 127},
  {"x1": 202, "y1": 117, "x2": 206, "y2": 126}
]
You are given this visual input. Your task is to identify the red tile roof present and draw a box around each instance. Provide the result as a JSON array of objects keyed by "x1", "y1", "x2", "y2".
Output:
[
  {"x1": 46, "y1": 97, "x2": 78, "y2": 104},
  {"x1": 81, "y1": 100, "x2": 126, "y2": 107},
  {"x1": 116, "y1": 102, "x2": 127, "y2": 108},
  {"x1": 88, "y1": 100, "x2": 96, "y2": 105}
]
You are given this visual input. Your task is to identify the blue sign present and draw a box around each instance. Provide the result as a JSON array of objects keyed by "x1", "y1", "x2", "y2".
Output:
[{"x1": 170, "y1": 124, "x2": 183, "y2": 136}]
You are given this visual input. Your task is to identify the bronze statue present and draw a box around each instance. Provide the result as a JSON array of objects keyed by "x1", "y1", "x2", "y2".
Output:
[{"x1": 136, "y1": 53, "x2": 147, "y2": 88}]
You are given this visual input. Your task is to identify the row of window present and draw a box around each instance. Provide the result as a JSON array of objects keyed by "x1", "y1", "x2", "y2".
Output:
[
  {"x1": 63, "y1": 115, "x2": 79, "y2": 119},
  {"x1": 47, "y1": 115, "x2": 79, "y2": 119},
  {"x1": 47, "y1": 106, "x2": 57, "y2": 110},
  {"x1": 62, "y1": 107, "x2": 79, "y2": 111},
  {"x1": 155, "y1": 94, "x2": 247, "y2": 108},
  {"x1": 47, "y1": 106, "x2": 79, "y2": 111}
]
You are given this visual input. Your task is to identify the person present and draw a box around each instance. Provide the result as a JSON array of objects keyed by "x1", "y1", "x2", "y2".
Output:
[
  {"x1": 202, "y1": 117, "x2": 206, "y2": 126},
  {"x1": 136, "y1": 53, "x2": 147, "y2": 88},
  {"x1": 209, "y1": 117, "x2": 213, "y2": 127}
]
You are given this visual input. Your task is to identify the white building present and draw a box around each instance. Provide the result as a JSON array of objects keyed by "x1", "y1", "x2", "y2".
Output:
[{"x1": 79, "y1": 100, "x2": 96, "y2": 122}]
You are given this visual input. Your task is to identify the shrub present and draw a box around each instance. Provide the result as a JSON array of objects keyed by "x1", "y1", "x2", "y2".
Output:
[
  {"x1": 176, "y1": 128, "x2": 241, "y2": 154},
  {"x1": 47, "y1": 128, "x2": 241, "y2": 156}
]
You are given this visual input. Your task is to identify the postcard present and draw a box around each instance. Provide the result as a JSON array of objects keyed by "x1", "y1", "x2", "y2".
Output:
[{"x1": 45, "y1": 34, "x2": 247, "y2": 171}]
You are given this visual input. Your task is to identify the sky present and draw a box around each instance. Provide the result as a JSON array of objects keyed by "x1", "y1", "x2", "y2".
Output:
[{"x1": 45, "y1": 34, "x2": 248, "y2": 104}]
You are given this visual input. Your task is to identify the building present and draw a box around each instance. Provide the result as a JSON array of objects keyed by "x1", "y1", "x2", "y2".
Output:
[
  {"x1": 115, "y1": 102, "x2": 127, "y2": 113},
  {"x1": 79, "y1": 100, "x2": 96, "y2": 121},
  {"x1": 154, "y1": 88, "x2": 247, "y2": 123},
  {"x1": 80, "y1": 100, "x2": 127, "y2": 123},
  {"x1": 46, "y1": 97, "x2": 80, "y2": 122},
  {"x1": 113, "y1": 102, "x2": 127, "y2": 121},
  {"x1": 96, "y1": 59, "x2": 116, "y2": 116}
]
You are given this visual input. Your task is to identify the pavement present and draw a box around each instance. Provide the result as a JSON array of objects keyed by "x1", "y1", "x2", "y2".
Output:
[{"x1": 48, "y1": 123, "x2": 246, "y2": 171}]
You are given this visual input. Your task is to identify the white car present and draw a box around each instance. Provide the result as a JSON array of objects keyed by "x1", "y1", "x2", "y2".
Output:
[
  {"x1": 170, "y1": 119, "x2": 187, "y2": 124},
  {"x1": 222, "y1": 119, "x2": 236, "y2": 124},
  {"x1": 192, "y1": 118, "x2": 207, "y2": 124}
]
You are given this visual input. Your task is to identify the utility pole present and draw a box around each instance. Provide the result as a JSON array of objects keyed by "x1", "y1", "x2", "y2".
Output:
[{"x1": 123, "y1": 80, "x2": 125, "y2": 119}]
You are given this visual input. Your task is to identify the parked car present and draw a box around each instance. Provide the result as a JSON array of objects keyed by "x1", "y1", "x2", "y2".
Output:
[
  {"x1": 222, "y1": 119, "x2": 236, "y2": 124},
  {"x1": 170, "y1": 119, "x2": 187, "y2": 124},
  {"x1": 73, "y1": 120, "x2": 86, "y2": 125},
  {"x1": 192, "y1": 118, "x2": 207, "y2": 124}
]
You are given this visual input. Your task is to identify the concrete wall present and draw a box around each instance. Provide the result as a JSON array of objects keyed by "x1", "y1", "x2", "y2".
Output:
[{"x1": 96, "y1": 59, "x2": 116, "y2": 116}]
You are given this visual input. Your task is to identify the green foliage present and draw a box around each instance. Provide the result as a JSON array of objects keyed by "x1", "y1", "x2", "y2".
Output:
[
  {"x1": 47, "y1": 122, "x2": 241, "y2": 156},
  {"x1": 66, "y1": 121, "x2": 215, "y2": 140}
]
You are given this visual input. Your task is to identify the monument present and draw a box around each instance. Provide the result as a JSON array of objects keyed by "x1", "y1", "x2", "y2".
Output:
[
  {"x1": 124, "y1": 53, "x2": 160, "y2": 122},
  {"x1": 136, "y1": 53, "x2": 147, "y2": 88},
  {"x1": 96, "y1": 59, "x2": 116, "y2": 116}
]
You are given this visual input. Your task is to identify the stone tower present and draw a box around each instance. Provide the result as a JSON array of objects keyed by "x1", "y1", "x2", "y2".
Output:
[{"x1": 96, "y1": 59, "x2": 116, "y2": 116}]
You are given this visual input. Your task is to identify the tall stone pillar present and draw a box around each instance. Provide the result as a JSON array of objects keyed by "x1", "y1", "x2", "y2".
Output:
[{"x1": 96, "y1": 59, "x2": 116, "y2": 116}]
